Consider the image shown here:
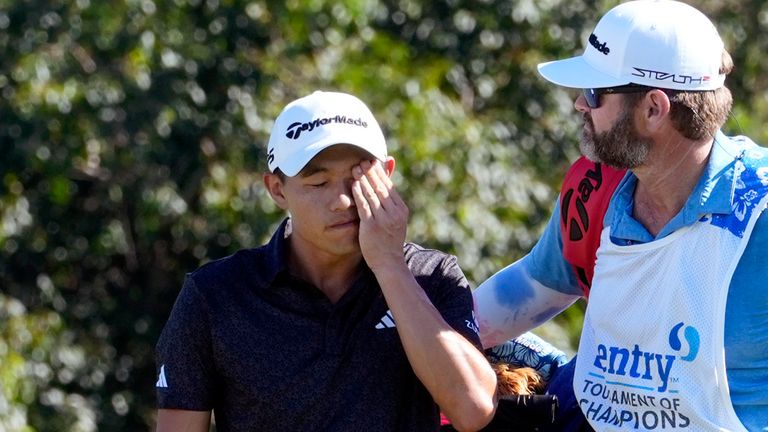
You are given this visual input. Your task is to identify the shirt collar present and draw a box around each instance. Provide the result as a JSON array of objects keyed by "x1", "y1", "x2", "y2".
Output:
[
  {"x1": 261, "y1": 217, "x2": 291, "y2": 286},
  {"x1": 607, "y1": 131, "x2": 741, "y2": 242},
  {"x1": 259, "y1": 218, "x2": 375, "y2": 294}
]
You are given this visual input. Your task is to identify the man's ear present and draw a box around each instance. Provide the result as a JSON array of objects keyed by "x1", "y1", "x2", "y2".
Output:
[
  {"x1": 263, "y1": 172, "x2": 289, "y2": 210},
  {"x1": 382, "y1": 157, "x2": 396, "y2": 178},
  {"x1": 642, "y1": 89, "x2": 672, "y2": 133}
]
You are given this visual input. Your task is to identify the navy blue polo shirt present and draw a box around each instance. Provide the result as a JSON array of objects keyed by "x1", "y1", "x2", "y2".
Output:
[{"x1": 155, "y1": 219, "x2": 481, "y2": 431}]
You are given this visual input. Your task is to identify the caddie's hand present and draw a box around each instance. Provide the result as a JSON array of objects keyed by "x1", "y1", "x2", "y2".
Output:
[{"x1": 351, "y1": 160, "x2": 409, "y2": 272}]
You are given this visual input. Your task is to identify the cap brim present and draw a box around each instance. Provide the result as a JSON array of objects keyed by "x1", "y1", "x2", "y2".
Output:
[
  {"x1": 537, "y1": 56, "x2": 630, "y2": 89},
  {"x1": 277, "y1": 135, "x2": 386, "y2": 177}
]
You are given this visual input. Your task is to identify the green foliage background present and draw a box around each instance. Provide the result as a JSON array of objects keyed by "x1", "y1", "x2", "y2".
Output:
[{"x1": 1, "y1": 0, "x2": 766, "y2": 430}]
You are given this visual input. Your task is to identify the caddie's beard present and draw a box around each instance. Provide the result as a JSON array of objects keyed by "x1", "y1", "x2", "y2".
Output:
[{"x1": 580, "y1": 110, "x2": 650, "y2": 170}]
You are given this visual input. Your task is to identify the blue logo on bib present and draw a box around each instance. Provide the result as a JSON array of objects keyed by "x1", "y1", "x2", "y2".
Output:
[
  {"x1": 668, "y1": 322, "x2": 699, "y2": 362},
  {"x1": 591, "y1": 323, "x2": 701, "y2": 393}
]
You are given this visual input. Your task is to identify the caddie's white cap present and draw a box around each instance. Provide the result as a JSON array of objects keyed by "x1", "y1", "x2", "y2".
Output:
[
  {"x1": 537, "y1": 0, "x2": 725, "y2": 91},
  {"x1": 266, "y1": 91, "x2": 387, "y2": 176}
]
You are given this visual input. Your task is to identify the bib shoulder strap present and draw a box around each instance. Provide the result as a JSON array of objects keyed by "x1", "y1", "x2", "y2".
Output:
[{"x1": 559, "y1": 157, "x2": 626, "y2": 296}]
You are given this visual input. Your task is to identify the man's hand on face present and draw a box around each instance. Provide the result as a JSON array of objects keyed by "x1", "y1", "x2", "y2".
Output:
[{"x1": 351, "y1": 160, "x2": 409, "y2": 272}]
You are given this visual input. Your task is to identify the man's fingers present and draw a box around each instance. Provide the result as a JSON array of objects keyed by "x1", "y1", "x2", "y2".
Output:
[
  {"x1": 363, "y1": 161, "x2": 397, "y2": 211},
  {"x1": 357, "y1": 173, "x2": 382, "y2": 212},
  {"x1": 372, "y1": 161, "x2": 409, "y2": 212},
  {"x1": 352, "y1": 180, "x2": 372, "y2": 219},
  {"x1": 369, "y1": 160, "x2": 394, "y2": 189},
  {"x1": 353, "y1": 159, "x2": 405, "y2": 214}
]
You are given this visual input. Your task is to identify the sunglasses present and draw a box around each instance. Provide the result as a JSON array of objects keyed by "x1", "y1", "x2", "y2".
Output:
[{"x1": 582, "y1": 84, "x2": 654, "y2": 109}]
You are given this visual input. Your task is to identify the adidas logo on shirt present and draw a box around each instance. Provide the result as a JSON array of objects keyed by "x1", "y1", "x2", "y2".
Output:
[
  {"x1": 375, "y1": 310, "x2": 396, "y2": 329},
  {"x1": 156, "y1": 365, "x2": 168, "y2": 388}
]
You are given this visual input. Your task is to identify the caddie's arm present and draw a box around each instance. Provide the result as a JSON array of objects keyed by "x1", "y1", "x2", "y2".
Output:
[
  {"x1": 473, "y1": 196, "x2": 583, "y2": 348},
  {"x1": 473, "y1": 257, "x2": 580, "y2": 348}
]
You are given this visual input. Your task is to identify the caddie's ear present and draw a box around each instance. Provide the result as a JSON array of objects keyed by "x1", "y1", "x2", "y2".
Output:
[
  {"x1": 382, "y1": 157, "x2": 396, "y2": 178},
  {"x1": 640, "y1": 89, "x2": 672, "y2": 134},
  {"x1": 263, "y1": 172, "x2": 289, "y2": 210}
]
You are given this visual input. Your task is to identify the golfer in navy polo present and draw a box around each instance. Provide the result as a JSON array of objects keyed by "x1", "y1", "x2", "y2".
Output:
[{"x1": 155, "y1": 91, "x2": 498, "y2": 431}]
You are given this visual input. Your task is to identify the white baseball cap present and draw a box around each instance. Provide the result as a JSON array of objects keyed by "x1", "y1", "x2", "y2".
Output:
[
  {"x1": 537, "y1": 0, "x2": 725, "y2": 91},
  {"x1": 266, "y1": 91, "x2": 387, "y2": 176}
]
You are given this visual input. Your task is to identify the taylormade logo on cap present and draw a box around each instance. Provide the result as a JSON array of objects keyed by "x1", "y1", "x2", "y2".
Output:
[
  {"x1": 537, "y1": 0, "x2": 726, "y2": 91},
  {"x1": 588, "y1": 33, "x2": 610, "y2": 55},
  {"x1": 285, "y1": 115, "x2": 369, "y2": 140},
  {"x1": 266, "y1": 91, "x2": 387, "y2": 177}
]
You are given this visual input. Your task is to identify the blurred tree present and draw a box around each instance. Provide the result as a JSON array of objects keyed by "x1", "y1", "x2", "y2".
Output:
[{"x1": 1, "y1": 0, "x2": 766, "y2": 430}]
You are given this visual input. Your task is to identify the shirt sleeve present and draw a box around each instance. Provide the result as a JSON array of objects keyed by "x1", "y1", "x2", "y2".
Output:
[
  {"x1": 429, "y1": 254, "x2": 484, "y2": 350},
  {"x1": 155, "y1": 275, "x2": 215, "y2": 410},
  {"x1": 527, "y1": 198, "x2": 582, "y2": 296},
  {"x1": 725, "y1": 205, "x2": 768, "y2": 428}
]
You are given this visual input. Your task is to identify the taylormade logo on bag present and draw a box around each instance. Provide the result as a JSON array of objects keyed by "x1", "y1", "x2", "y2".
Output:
[{"x1": 285, "y1": 115, "x2": 368, "y2": 140}]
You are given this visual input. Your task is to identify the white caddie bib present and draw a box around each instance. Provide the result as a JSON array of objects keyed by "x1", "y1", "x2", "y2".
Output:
[{"x1": 573, "y1": 149, "x2": 768, "y2": 431}]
